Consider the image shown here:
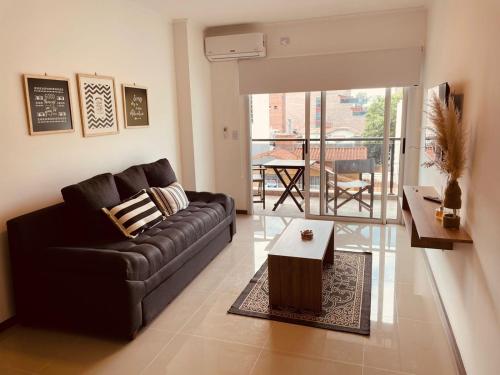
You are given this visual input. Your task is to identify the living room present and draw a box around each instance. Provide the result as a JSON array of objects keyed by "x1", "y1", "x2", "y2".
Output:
[{"x1": 0, "y1": 0, "x2": 498, "y2": 374}]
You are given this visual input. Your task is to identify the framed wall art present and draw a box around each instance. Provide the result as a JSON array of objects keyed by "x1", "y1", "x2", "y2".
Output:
[
  {"x1": 77, "y1": 73, "x2": 119, "y2": 137},
  {"x1": 122, "y1": 84, "x2": 149, "y2": 128},
  {"x1": 23, "y1": 74, "x2": 74, "y2": 135}
]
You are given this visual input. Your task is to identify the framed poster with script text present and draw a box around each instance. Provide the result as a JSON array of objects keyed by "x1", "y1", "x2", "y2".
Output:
[
  {"x1": 23, "y1": 74, "x2": 74, "y2": 135},
  {"x1": 122, "y1": 84, "x2": 149, "y2": 128}
]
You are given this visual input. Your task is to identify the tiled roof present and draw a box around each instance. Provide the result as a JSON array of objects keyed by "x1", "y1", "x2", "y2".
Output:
[
  {"x1": 252, "y1": 148, "x2": 299, "y2": 165},
  {"x1": 294, "y1": 146, "x2": 367, "y2": 161},
  {"x1": 253, "y1": 145, "x2": 367, "y2": 162}
]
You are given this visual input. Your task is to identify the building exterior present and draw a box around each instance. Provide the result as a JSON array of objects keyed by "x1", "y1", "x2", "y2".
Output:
[{"x1": 251, "y1": 90, "x2": 370, "y2": 140}]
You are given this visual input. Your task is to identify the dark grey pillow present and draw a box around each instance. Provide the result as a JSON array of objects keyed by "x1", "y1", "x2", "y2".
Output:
[
  {"x1": 114, "y1": 166, "x2": 149, "y2": 200},
  {"x1": 61, "y1": 173, "x2": 122, "y2": 242},
  {"x1": 142, "y1": 158, "x2": 177, "y2": 187}
]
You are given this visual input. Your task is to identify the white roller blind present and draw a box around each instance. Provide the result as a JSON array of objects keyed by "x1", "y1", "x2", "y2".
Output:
[{"x1": 238, "y1": 47, "x2": 422, "y2": 94}]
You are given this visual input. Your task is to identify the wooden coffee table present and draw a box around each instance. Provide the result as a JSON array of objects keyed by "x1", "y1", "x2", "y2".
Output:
[{"x1": 268, "y1": 218, "x2": 334, "y2": 313}]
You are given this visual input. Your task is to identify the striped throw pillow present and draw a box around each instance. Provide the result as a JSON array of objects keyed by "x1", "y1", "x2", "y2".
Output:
[
  {"x1": 102, "y1": 190, "x2": 164, "y2": 238},
  {"x1": 149, "y1": 182, "x2": 189, "y2": 216}
]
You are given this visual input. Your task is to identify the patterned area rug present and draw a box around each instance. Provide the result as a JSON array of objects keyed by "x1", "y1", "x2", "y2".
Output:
[{"x1": 228, "y1": 250, "x2": 372, "y2": 335}]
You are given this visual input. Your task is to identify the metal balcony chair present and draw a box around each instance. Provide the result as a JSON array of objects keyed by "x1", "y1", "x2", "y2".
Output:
[
  {"x1": 326, "y1": 158, "x2": 376, "y2": 218},
  {"x1": 252, "y1": 165, "x2": 266, "y2": 209}
]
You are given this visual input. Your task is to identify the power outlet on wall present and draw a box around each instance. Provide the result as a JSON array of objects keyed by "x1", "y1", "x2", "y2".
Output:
[{"x1": 280, "y1": 36, "x2": 290, "y2": 46}]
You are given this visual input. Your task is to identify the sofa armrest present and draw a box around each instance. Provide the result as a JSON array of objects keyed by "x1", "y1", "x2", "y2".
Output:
[
  {"x1": 185, "y1": 191, "x2": 234, "y2": 216},
  {"x1": 40, "y1": 246, "x2": 149, "y2": 281},
  {"x1": 185, "y1": 191, "x2": 236, "y2": 239}
]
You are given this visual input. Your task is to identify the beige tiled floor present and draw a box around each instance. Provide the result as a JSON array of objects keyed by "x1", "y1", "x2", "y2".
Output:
[
  {"x1": 0, "y1": 215, "x2": 458, "y2": 375},
  {"x1": 253, "y1": 194, "x2": 399, "y2": 220}
]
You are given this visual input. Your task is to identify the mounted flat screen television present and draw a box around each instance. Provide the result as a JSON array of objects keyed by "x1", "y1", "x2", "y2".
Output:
[{"x1": 424, "y1": 82, "x2": 450, "y2": 161}]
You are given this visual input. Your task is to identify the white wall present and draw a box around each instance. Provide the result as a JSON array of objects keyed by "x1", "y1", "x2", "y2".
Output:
[
  {"x1": 173, "y1": 19, "x2": 215, "y2": 192},
  {"x1": 188, "y1": 22, "x2": 216, "y2": 192},
  {"x1": 173, "y1": 21, "x2": 197, "y2": 190},
  {"x1": 205, "y1": 8, "x2": 427, "y2": 56},
  {"x1": 262, "y1": 8, "x2": 426, "y2": 57},
  {"x1": 211, "y1": 61, "x2": 250, "y2": 209},
  {"x1": 208, "y1": 8, "x2": 427, "y2": 210},
  {"x1": 0, "y1": 0, "x2": 180, "y2": 323},
  {"x1": 419, "y1": 0, "x2": 500, "y2": 374}
]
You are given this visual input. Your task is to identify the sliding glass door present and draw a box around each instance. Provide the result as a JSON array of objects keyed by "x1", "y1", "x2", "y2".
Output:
[
  {"x1": 248, "y1": 88, "x2": 406, "y2": 223},
  {"x1": 304, "y1": 88, "x2": 406, "y2": 223}
]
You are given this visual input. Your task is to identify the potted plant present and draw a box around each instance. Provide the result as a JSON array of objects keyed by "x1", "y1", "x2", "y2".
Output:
[{"x1": 423, "y1": 92, "x2": 466, "y2": 228}]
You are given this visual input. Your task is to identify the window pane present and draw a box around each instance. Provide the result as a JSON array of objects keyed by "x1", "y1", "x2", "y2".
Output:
[{"x1": 323, "y1": 89, "x2": 386, "y2": 219}]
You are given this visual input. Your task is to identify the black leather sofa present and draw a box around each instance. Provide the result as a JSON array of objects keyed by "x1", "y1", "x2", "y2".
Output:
[{"x1": 7, "y1": 158, "x2": 236, "y2": 339}]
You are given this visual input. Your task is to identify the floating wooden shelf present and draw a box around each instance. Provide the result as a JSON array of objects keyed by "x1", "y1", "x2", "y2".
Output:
[{"x1": 402, "y1": 186, "x2": 473, "y2": 250}]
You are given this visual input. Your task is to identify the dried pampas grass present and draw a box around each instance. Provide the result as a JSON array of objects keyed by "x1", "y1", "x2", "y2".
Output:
[{"x1": 423, "y1": 92, "x2": 466, "y2": 180}]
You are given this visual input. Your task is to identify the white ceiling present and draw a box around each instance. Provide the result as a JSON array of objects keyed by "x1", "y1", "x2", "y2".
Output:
[{"x1": 140, "y1": 0, "x2": 430, "y2": 26}]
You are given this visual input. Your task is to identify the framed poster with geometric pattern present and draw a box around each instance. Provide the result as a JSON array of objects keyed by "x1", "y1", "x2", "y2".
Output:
[
  {"x1": 122, "y1": 84, "x2": 149, "y2": 128},
  {"x1": 77, "y1": 73, "x2": 119, "y2": 137},
  {"x1": 23, "y1": 74, "x2": 74, "y2": 135}
]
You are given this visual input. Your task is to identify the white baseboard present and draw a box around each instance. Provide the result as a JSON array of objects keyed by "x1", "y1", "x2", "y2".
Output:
[{"x1": 423, "y1": 251, "x2": 466, "y2": 375}]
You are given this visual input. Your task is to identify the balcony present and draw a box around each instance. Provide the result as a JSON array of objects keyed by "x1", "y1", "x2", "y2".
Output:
[{"x1": 252, "y1": 137, "x2": 402, "y2": 219}]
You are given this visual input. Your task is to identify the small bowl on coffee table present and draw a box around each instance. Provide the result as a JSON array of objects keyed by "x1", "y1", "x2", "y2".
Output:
[{"x1": 300, "y1": 229, "x2": 313, "y2": 241}]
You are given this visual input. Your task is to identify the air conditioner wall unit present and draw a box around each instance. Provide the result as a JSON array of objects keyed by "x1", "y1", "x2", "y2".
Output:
[{"x1": 205, "y1": 33, "x2": 266, "y2": 62}]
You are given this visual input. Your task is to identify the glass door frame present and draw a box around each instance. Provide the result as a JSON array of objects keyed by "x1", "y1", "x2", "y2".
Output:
[{"x1": 304, "y1": 88, "x2": 407, "y2": 224}]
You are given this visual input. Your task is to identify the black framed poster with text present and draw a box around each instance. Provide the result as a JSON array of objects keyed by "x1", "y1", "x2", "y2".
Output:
[
  {"x1": 122, "y1": 84, "x2": 149, "y2": 128},
  {"x1": 23, "y1": 74, "x2": 74, "y2": 135}
]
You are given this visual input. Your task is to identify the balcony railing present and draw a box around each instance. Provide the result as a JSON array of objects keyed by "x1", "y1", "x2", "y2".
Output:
[{"x1": 252, "y1": 137, "x2": 402, "y2": 195}]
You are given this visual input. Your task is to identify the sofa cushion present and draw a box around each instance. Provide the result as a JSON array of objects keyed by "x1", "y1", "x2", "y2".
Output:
[
  {"x1": 102, "y1": 190, "x2": 164, "y2": 239},
  {"x1": 62, "y1": 173, "x2": 121, "y2": 210},
  {"x1": 114, "y1": 166, "x2": 150, "y2": 199},
  {"x1": 142, "y1": 159, "x2": 177, "y2": 187},
  {"x1": 95, "y1": 200, "x2": 227, "y2": 281},
  {"x1": 61, "y1": 173, "x2": 122, "y2": 242},
  {"x1": 149, "y1": 183, "x2": 189, "y2": 216},
  {"x1": 186, "y1": 191, "x2": 234, "y2": 216}
]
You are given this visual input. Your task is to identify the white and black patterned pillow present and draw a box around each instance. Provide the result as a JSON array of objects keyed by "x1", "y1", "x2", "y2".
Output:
[
  {"x1": 149, "y1": 182, "x2": 189, "y2": 216},
  {"x1": 102, "y1": 190, "x2": 164, "y2": 238}
]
